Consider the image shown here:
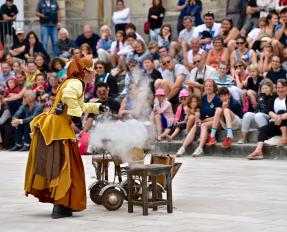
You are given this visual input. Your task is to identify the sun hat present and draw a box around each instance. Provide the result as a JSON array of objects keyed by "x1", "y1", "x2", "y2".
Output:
[
  {"x1": 155, "y1": 88, "x2": 165, "y2": 96},
  {"x1": 179, "y1": 89, "x2": 190, "y2": 98}
]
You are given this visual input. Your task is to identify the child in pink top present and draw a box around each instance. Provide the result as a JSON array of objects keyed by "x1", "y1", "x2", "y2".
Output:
[
  {"x1": 152, "y1": 88, "x2": 174, "y2": 141},
  {"x1": 159, "y1": 89, "x2": 191, "y2": 141}
]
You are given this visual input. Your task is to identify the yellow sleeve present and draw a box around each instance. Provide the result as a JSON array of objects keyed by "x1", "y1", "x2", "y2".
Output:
[{"x1": 62, "y1": 79, "x2": 101, "y2": 117}]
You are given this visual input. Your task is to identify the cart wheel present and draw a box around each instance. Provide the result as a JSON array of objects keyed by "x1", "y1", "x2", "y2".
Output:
[
  {"x1": 90, "y1": 181, "x2": 107, "y2": 204},
  {"x1": 122, "y1": 179, "x2": 141, "y2": 201},
  {"x1": 101, "y1": 188, "x2": 123, "y2": 211},
  {"x1": 148, "y1": 185, "x2": 163, "y2": 200}
]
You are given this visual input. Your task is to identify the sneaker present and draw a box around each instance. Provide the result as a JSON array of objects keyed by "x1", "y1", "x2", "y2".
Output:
[
  {"x1": 19, "y1": 145, "x2": 30, "y2": 152},
  {"x1": 8, "y1": 145, "x2": 22, "y2": 151},
  {"x1": 176, "y1": 147, "x2": 185, "y2": 157},
  {"x1": 221, "y1": 137, "x2": 233, "y2": 148},
  {"x1": 206, "y1": 136, "x2": 217, "y2": 147},
  {"x1": 192, "y1": 147, "x2": 204, "y2": 157},
  {"x1": 166, "y1": 135, "x2": 172, "y2": 142},
  {"x1": 237, "y1": 139, "x2": 246, "y2": 144}
]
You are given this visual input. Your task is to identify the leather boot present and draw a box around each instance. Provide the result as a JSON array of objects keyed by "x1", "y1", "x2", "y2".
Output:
[{"x1": 51, "y1": 204, "x2": 73, "y2": 219}]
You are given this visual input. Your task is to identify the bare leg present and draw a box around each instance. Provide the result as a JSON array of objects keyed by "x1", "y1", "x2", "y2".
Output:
[
  {"x1": 154, "y1": 114, "x2": 163, "y2": 138},
  {"x1": 211, "y1": 108, "x2": 223, "y2": 131},
  {"x1": 198, "y1": 121, "x2": 213, "y2": 149},
  {"x1": 159, "y1": 128, "x2": 171, "y2": 140},
  {"x1": 170, "y1": 128, "x2": 181, "y2": 139},
  {"x1": 181, "y1": 124, "x2": 197, "y2": 149},
  {"x1": 186, "y1": 115, "x2": 195, "y2": 133},
  {"x1": 223, "y1": 108, "x2": 235, "y2": 129}
]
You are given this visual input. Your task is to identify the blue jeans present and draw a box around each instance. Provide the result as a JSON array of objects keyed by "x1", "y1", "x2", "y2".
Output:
[
  {"x1": 41, "y1": 25, "x2": 58, "y2": 58},
  {"x1": 14, "y1": 124, "x2": 31, "y2": 147},
  {"x1": 149, "y1": 28, "x2": 160, "y2": 42}
]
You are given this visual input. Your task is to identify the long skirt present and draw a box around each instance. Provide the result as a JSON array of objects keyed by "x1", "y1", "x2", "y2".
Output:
[{"x1": 24, "y1": 128, "x2": 86, "y2": 211}]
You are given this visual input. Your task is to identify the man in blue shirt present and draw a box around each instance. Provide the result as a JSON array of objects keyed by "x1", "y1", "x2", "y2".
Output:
[
  {"x1": 35, "y1": 0, "x2": 60, "y2": 58},
  {"x1": 206, "y1": 87, "x2": 243, "y2": 149},
  {"x1": 0, "y1": 62, "x2": 15, "y2": 85},
  {"x1": 10, "y1": 90, "x2": 43, "y2": 151},
  {"x1": 266, "y1": 55, "x2": 287, "y2": 84}
]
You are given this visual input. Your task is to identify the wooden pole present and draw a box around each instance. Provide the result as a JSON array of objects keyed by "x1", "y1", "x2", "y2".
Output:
[{"x1": 98, "y1": 0, "x2": 104, "y2": 28}]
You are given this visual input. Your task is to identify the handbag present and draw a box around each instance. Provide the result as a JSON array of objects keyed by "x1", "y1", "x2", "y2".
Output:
[{"x1": 144, "y1": 20, "x2": 151, "y2": 34}]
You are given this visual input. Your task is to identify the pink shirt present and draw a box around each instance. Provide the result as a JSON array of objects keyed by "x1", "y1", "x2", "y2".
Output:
[{"x1": 153, "y1": 98, "x2": 174, "y2": 126}]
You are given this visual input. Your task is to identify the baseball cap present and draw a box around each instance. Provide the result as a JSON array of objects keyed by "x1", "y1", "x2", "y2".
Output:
[
  {"x1": 15, "y1": 28, "x2": 24, "y2": 35},
  {"x1": 155, "y1": 88, "x2": 165, "y2": 96},
  {"x1": 179, "y1": 89, "x2": 190, "y2": 98}
]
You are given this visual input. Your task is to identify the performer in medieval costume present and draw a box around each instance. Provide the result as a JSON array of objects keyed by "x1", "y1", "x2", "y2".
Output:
[{"x1": 24, "y1": 58, "x2": 107, "y2": 219}]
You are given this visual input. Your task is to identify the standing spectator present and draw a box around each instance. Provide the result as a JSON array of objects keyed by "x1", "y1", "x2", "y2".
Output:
[
  {"x1": 57, "y1": 28, "x2": 73, "y2": 59},
  {"x1": 247, "y1": 79, "x2": 287, "y2": 159},
  {"x1": 0, "y1": 61, "x2": 15, "y2": 85},
  {"x1": 74, "y1": 25, "x2": 100, "y2": 58},
  {"x1": 226, "y1": 0, "x2": 247, "y2": 29},
  {"x1": 176, "y1": 0, "x2": 203, "y2": 34},
  {"x1": 148, "y1": 0, "x2": 165, "y2": 41},
  {"x1": 9, "y1": 27, "x2": 26, "y2": 60},
  {"x1": 0, "y1": 0, "x2": 18, "y2": 45},
  {"x1": 112, "y1": 0, "x2": 131, "y2": 33},
  {"x1": 10, "y1": 89, "x2": 43, "y2": 151},
  {"x1": 35, "y1": 0, "x2": 60, "y2": 58},
  {"x1": 24, "y1": 31, "x2": 50, "y2": 63}
]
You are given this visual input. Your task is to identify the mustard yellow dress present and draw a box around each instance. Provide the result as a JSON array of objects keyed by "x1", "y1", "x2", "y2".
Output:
[{"x1": 24, "y1": 78, "x2": 100, "y2": 211}]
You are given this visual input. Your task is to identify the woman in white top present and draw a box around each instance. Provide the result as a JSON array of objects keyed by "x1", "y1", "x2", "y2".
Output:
[{"x1": 112, "y1": 0, "x2": 131, "y2": 32}]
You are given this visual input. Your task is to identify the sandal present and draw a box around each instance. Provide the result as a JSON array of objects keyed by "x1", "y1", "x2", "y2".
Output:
[{"x1": 246, "y1": 151, "x2": 263, "y2": 160}]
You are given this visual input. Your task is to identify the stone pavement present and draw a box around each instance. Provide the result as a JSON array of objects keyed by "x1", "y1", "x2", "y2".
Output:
[{"x1": 1, "y1": 151, "x2": 287, "y2": 232}]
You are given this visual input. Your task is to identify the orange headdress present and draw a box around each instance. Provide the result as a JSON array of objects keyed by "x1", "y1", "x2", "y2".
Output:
[{"x1": 67, "y1": 58, "x2": 94, "y2": 79}]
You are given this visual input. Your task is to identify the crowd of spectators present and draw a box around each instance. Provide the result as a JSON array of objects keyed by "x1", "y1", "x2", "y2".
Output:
[{"x1": 0, "y1": 0, "x2": 287, "y2": 160}]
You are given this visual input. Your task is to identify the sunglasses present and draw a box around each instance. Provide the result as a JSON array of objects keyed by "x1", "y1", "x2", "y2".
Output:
[
  {"x1": 236, "y1": 41, "x2": 245, "y2": 45},
  {"x1": 193, "y1": 60, "x2": 201, "y2": 64},
  {"x1": 162, "y1": 60, "x2": 171, "y2": 66},
  {"x1": 235, "y1": 64, "x2": 243, "y2": 68}
]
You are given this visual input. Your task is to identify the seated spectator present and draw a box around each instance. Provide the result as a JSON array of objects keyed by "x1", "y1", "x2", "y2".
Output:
[
  {"x1": 0, "y1": 61, "x2": 15, "y2": 85},
  {"x1": 206, "y1": 35, "x2": 229, "y2": 69},
  {"x1": 187, "y1": 54, "x2": 215, "y2": 96},
  {"x1": 143, "y1": 56, "x2": 162, "y2": 94},
  {"x1": 82, "y1": 82, "x2": 121, "y2": 133},
  {"x1": 9, "y1": 27, "x2": 26, "y2": 60},
  {"x1": 80, "y1": 43, "x2": 93, "y2": 60},
  {"x1": 220, "y1": 17, "x2": 239, "y2": 51},
  {"x1": 186, "y1": 95, "x2": 201, "y2": 133},
  {"x1": 243, "y1": 64, "x2": 264, "y2": 108},
  {"x1": 57, "y1": 27, "x2": 73, "y2": 59},
  {"x1": 240, "y1": 0, "x2": 261, "y2": 36},
  {"x1": 25, "y1": 61, "x2": 41, "y2": 83},
  {"x1": 74, "y1": 25, "x2": 100, "y2": 57},
  {"x1": 0, "y1": 41, "x2": 4, "y2": 62},
  {"x1": 4, "y1": 77, "x2": 20, "y2": 97},
  {"x1": 32, "y1": 73, "x2": 48, "y2": 100},
  {"x1": 258, "y1": 43, "x2": 274, "y2": 73},
  {"x1": 151, "y1": 88, "x2": 174, "y2": 140},
  {"x1": 15, "y1": 70, "x2": 26, "y2": 89},
  {"x1": 176, "y1": 80, "x2": 221, "y2": 156},
  {"x1": 96, "y1": 25, "x2": 114, "y2": 64},
  {"x1": 159, "y1": 89, "x2": 191, "y2": 141},
  {"x1": 238, "y1": 78, "x2": 273, "y2": 143},
  {"x1": 24, "y1": 31, "x2": 49, "y2": 63},
  {"x1": 233, "y1": 60, "x2": 249, "y2": 89},
  {"x1": 247, "y1": 79, "x2": 287, "y2": 159},
  {"x1": 10, "y1": 89, "x2": 43, "y2": 151},
  {"x1": 45, "y1": 72, "x2": 60, "y2": 96},
  {"x1": 148, "y1": 41, "x2": 160, "y2": 62},
  {"x1": 35, "y1": 53, "x2": 49, "y2": 74},
  {"x1": 155, "y1": 55, "x2": 190, "y2": 104},
  {"x1": 211, "y1": 62, "x2": 243, "y2": 103},
  {"x1": 110, "y1": 30, "x2": 127, "y2": 67},
  {"x1": 12, "y1": 60, "x2": 22, "y2": 74},
  {"x1": 193, "y1": 11, "x2": 221, "y2": 49},
  {"x1": 50, "y1": 57, "x2": 67, "y2": 80},
  {"x1": 125, "y1": 23, "x2": 145, "y2": 42},
  {"x1": 157, "y1": 24, "x2": 173, "y2": 49},
  {"x1": 148, "y1": 0, "x2": 165, "y2": 41},
  {"x1": 4, "y1": 53, "x2": 14, "y2": 68},
  {"x1": 230, "y1": 36, "x2": 257, "y2": 75},
  {"x1": 247, "y1": 17, "x2": 267, "y2": 48},
  {"x1": 265, "y1": 55, "x2": 287, "y2": 84},
  {"x1": 178, "y1": 16, "x2": 196, "y2": 56},
  {"x1": 206, "y1": 87, "x2": 243, "y2": 148},
  {"x1": 0, "y1": 92, "x2": 14, "y2": 149},
  {"x1": 94, "y1": 60, "x2": 119, "y2": 98},
  {"x1": 282, "y1": 46, "x2": 287, "y2": 71},
  {"x1": 131, "y1": 40, "x2": 151, "y2": 67},
  {"x1": 112, "y1": 0, "x2": 131, "y2": 32},
  {"x1": 184, "y1": 37, "x2": 207, "y2": 71},
  {"x1": 71, "y1": 48, "x2": 81, "y2": 59}
]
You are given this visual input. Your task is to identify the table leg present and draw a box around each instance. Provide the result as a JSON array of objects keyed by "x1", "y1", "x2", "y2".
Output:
[
  {"x1": 128, "y1": 173, "x2": 133, "y2": 213},
  {"x1": 151, "y1": 176, "x2": 158, "y2": 211},
  {"x1": 142, "y1": 171, "x2": 148, "y2": 216},
  {"x1": 166, "y1": 172, "x2": 173, "y2": 213}
]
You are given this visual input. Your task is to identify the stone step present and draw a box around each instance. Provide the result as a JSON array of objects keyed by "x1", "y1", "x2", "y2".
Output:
[
  {"x1": 174, "y1": 129, "x2": 259, "y2": 143},
  {"x1": 152, "y1": 141, "x2": 287, "y2": 160}
]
